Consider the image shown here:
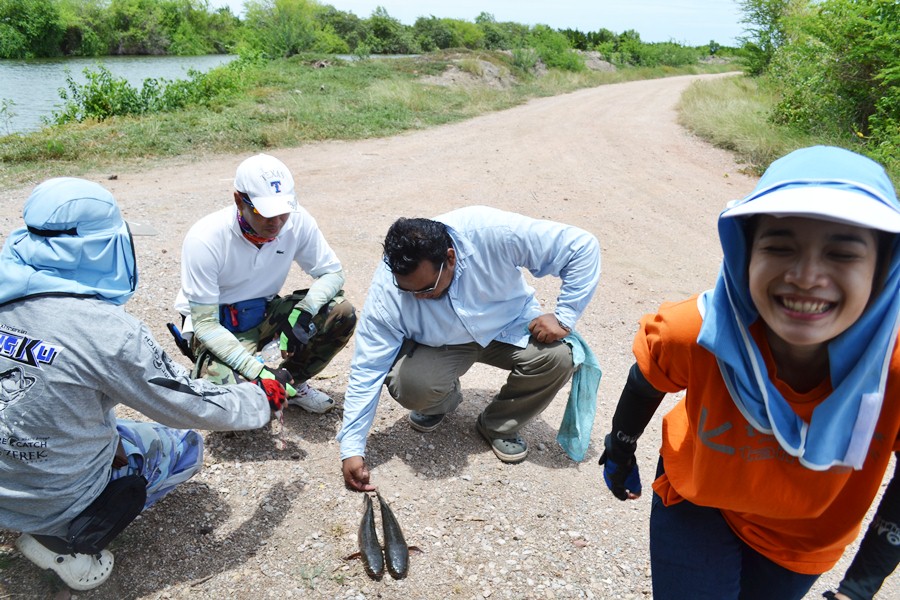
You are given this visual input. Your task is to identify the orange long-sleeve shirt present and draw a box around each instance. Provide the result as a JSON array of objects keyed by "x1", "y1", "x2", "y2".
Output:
[{"x1": 635, "y1": 296, "x2": 900, "y2": 574}]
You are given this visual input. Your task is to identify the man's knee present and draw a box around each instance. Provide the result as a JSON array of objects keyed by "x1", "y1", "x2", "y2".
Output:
[
  {"x1": 322, "y1": 300, "x2": 356, "y2": 340},
  {"x1": 529, "y1": 342, "x2": 575, "y2": 377},
  {"x1": 387, "y1": 367, "x2": 457, "y2": 411}
]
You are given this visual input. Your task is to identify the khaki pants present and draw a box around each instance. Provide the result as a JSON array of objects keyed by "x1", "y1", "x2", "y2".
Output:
[{"x1": 385, "y1": 337, "x2": 574, "y2": 436}]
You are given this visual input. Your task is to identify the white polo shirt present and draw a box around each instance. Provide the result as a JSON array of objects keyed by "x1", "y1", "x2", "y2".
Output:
[{"x1": 175, "y1": 205, "x2": 342, "y2": 314}]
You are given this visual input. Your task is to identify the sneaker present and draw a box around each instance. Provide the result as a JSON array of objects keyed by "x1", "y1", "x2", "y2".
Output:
[
  {"x1": 287, "y1": 382, "x2": 335, "y2": 413},
  {"x1": 476, "y1": 415, "x2": 529, "y2": 464},
  {"x1": 16, "y1": 533, "x2": 114, "y2": 591},
  {"x1": 408, "y1": 411, "x2": 446, "y2": 433}
]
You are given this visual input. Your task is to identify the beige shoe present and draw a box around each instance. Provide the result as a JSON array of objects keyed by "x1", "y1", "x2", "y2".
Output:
[
  {"x1": 287, "y1": 382, "x2": 335, "y2": 413},
  {"x1": 16, "y1": 533, "x2": 114, "y2": 591}
]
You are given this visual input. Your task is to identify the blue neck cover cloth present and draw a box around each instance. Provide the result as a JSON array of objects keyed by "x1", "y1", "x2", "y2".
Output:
[
  {"x1": 0, "y1": 178, "x2": 137, "y2": 307},
  {"x1": 697, "y1": 147, "x2": 900, "y2": 470}
]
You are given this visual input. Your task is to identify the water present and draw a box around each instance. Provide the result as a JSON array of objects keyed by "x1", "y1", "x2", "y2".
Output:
[{"x1": 0, "y1": 54, "x2": 237, "y2": 135}]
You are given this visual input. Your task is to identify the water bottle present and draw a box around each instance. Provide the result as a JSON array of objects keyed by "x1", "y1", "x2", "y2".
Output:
[{"x1": 258, "y1": 339, "x2": 282, "y2": 369}]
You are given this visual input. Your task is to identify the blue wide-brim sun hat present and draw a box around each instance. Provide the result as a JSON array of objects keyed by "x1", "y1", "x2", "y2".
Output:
[{"x1": 721, "y1": 145, "x2": 900, "y2": 232}]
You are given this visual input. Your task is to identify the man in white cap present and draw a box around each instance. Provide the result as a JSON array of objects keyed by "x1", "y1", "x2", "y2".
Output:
[{"x1": 174, "y1": 153, "x2": 356, "y2": 413}]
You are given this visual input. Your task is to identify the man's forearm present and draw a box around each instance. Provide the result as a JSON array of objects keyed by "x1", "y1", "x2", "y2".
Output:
[
  {"x1": 295, "y1": 270, "x2": 345, "y2": 314},
  {"x1": 190, "y1": 302, "x2": 263, "y2": 380}
]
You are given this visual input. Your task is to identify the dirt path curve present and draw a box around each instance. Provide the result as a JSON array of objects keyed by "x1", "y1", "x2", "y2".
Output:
[{"x1": 3, "y1": 73, "x2": 895, "y2": 599}]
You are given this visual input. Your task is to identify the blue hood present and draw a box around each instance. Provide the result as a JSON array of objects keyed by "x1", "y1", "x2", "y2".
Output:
[
  {"x1": 698, "y1": 146, "x2": 900, "y2": 470},
  {"x1": 0, "y1": 178, "x2": 137, "y2": 306}
]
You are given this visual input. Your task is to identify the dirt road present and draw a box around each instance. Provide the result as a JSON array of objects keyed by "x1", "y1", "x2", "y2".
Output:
[{"x1": 1, "y1": 72, "x2": 895, "y2": 599}]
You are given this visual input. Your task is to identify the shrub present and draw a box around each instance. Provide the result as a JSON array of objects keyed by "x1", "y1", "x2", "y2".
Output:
[
  {"x1": 0, "y1": 0, "x2": 65, "y2": 58},
  {"x1": 50, "y1": 59, "x2": 249, "y2": 124},
  {"x1": 527, "y1": 25, "x2": 583, "y2": 72},
  {"x1": 510, "y1": 47, "x2": 539, "y2": 72},
  {"x1": 767, "y1": 0, "x2": 900, "y2": 160}
]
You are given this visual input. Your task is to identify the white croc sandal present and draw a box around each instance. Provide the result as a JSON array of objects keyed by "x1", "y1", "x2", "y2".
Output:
[{"x1": 16, "y1": 533, "x2": 114, "y2": 591}]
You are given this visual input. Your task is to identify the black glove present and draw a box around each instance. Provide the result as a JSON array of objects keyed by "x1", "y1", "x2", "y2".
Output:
[
  {"x1": 280, "y1": 309, "x2": 316, "y2": 354},
  {"x1": 598, "y1": 432, "x2": 642, "y2": 501}
]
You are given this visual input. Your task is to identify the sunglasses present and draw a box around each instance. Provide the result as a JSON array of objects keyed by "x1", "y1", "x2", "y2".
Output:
[
  {"x1": 394, "y1": 260, "x2": 444, "y2": 296},
  {"x1": 239, "y1": 193, "x2": 261, "y2": 216}
]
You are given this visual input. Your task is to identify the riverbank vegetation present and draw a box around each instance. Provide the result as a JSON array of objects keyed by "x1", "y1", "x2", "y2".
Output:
[
  {"x1": 0, "y1": 0, "x2": 727, "y2": 62},
  {"x1": 1, "y1": 0, "x2": 897, "y2": 186},
  {"x1": 0, "y1": 50, "x2": 737, "y2": 184}
]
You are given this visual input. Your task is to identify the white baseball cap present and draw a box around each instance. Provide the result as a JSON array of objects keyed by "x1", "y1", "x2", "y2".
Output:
[{"x1": 233, "y1": 154, "x2": 298, "y2": 218}]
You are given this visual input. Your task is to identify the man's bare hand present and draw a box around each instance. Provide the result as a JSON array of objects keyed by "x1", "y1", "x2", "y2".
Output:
[
  {"x1": 342, "y1": 456, "x2": 376, "y2": 492},
  {"x1": 528, "y1": 313, "x2": 570, "y2": 344}
]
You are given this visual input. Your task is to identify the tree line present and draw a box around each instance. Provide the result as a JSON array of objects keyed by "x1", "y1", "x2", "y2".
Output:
[
  {"x1": 0, "y1": 0, "x2": 721, "y2": 67},
  {"x1": 740, "y1": 0, "x2": 899, "y2": 173}
]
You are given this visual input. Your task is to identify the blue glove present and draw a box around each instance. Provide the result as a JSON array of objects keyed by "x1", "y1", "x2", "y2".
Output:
[{"x1": 598, "y1": 433, "x2": 641, "y2": 500}]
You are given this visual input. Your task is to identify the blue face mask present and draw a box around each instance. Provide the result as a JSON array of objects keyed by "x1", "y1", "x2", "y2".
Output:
[{"x1": 0, "y1": 177, "x2": 137, "y2": 307}]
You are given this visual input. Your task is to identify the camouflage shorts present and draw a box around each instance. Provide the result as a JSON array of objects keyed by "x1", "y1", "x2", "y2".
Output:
[
  {"x1": 193, "y1": 290, "x2": 356, "y2": 386},
  {"x1": 113, "y1": 419, "x2": 203, "y2": 510}
]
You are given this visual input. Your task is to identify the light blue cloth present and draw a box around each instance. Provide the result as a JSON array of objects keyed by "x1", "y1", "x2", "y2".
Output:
[
  {"x1": 338, "y1": 206, "x2": 601, "y2": 459},
  {"x1": 557, "y1": 331, "x2": 602, "y2": 462},
  {"x1": 697, "y1": 147, "x2": 900, "y2": 470},
  {"x1": 0, "y1": 178, "x2": 137, "y2": 307}
]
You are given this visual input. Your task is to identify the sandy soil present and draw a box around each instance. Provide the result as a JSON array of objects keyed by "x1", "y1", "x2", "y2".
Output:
[{"x1": 1, "y1": 72, "x2": 897, "y2": 599}]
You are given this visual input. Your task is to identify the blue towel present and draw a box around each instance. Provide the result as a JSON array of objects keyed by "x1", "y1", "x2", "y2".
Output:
[{"x1": 557, "y1": 331, "x2": 602, "y2": 462}]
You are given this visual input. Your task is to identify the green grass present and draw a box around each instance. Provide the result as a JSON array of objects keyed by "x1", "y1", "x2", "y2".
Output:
[
  {"x1": 0, "y1": 50, "x2": 738, "y2": 187},
  {"x1": 677, "y1": 74, "x2": 882, "y2": 178}
]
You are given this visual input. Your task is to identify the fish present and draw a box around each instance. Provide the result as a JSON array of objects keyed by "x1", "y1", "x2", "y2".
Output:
[
  {"x1": 350, "y1": 493, "x2": 384, "y2": 580},
  {"x1": 376, "y1": 491, "x2": 410, "y2": 580}
]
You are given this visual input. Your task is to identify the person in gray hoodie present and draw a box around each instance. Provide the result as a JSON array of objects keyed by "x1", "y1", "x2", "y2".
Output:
[{"x1": 0, "y1": 178, "x2": 288, "y2": 591}]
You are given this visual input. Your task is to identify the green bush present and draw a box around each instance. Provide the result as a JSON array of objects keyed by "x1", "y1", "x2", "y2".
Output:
[
  {"x1": 50, "y1": 59, "x2": 249, "y2": 124},
  {"x1": 365, "y1": 6, "x2": 420, "y2": 54},
  {"x1": 242, "y1": 0, "x2": 319, "y2": 58},
  {"x1": 52, "y1": 66, "x2": 144, "y2": 123},
  {"x1": 510, "y1": 47, "x2": 539, "y2": 71},
  {"x1": 0, "y1": 23, "x2": 28, "y2": 58},
  {"x1": 767, "y1": 0, "x2": 900, "y2": 162},
  {"x1": 413, "y1": 16, "x2": 458, "y2": 51},
  {"x1": 0, "y1": 0, "x2": 65, "y2": 58},
  {"x1": 527, "y1": 25, "x2": 583, "y2": 72},
  {"x1": 168, "y1": 20, "x2": 214, "y2": 56}
]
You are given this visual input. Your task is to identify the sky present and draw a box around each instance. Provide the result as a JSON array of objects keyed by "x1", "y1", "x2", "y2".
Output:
[{"x1": 210, "y1": 0, "x2": 746, "y2": 47}]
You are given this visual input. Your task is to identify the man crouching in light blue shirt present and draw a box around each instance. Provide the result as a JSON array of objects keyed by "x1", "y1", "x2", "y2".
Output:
[{"x1": 338, "y1": 205, "x2": 601, "y2": 491}]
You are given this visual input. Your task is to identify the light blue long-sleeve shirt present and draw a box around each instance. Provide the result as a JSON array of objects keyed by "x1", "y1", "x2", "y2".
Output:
[{"x1": 337, "y1": 206, "x2": 601, "y2": 459}]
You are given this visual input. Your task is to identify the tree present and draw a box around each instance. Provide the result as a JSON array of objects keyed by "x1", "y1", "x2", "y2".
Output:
[
  {"x1": 413, "y1": 15, "x2": 457, "y2": 50},
  {"x1": 316, "y1": 5, "x2": 369, "y2": 50},
  {"x1": 528, "y1": 24, "x2": 583, "y2": 71},
  {"x1": 738, "y1": 0, "x2": 792, "y2": 74},
  {"x1": 106, "y1": 0, "x2": 171, "y2": 54},
  {"x1": 767, "y1": 0, "x2": 900, "y2": 170},
  {"x1": 242, "y1": 0, "x2": 319, "y2": 57},
  {"x1": 0, "y1": 0, "x2": 65, "y2": 58},
  {"x1": 364, "y1": 6, "x2": 419, "y2": 54}
]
